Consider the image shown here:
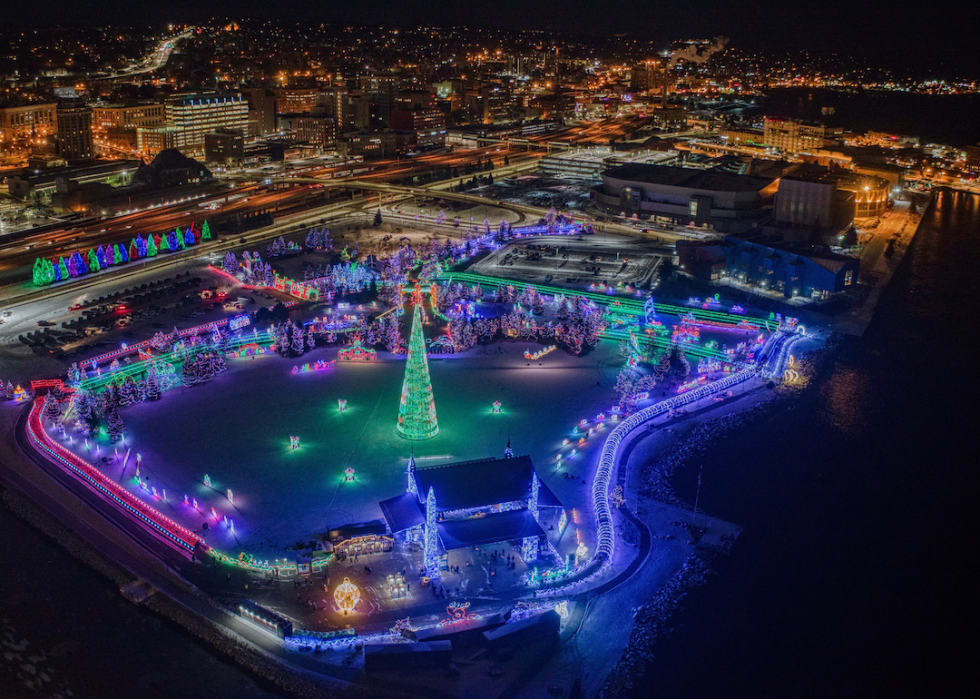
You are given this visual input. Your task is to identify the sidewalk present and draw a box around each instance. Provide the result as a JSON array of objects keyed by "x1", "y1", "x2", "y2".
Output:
[{"x1": 837, "y1": 200, "x2": 921, "y2": 336}]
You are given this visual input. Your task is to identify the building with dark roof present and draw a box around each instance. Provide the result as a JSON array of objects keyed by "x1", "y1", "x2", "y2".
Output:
[
  {"x1": 677, "y1": 236, "x2": 860, "y2": 299},
  {"x1": 378, "y1": 452, "x2": 565, "y2": 573},
  {"x1": 592, "y1": 163, "x2": 779, "y2": 232}
]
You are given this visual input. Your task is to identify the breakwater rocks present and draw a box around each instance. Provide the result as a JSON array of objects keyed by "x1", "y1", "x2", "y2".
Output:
[
  {"x1": 599, "y1": 554, "x2": 711, "y2": 698},
  {"x1": 640, "y1": 407, "x2": 770, "y2": 507},
  {"x1": 1, "y1": 486, "x2": 129, "y2": 588}
]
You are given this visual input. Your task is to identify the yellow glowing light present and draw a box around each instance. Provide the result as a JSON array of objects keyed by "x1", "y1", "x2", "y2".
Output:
[{"x1": 334, "y1": 577, "x2": 360, "y2": 615}]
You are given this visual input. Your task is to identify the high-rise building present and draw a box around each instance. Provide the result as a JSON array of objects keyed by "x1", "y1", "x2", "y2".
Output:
[
  {"x1": 318, "y1": 86, "x2": 353, "y2": 132},
  {"x1": 56, "y1": 101, "x2": 94, "y2": 161},
  {"x1": 242, "y1": 88, "x2": 277, "y2": 137},
  {"x1": 357, "y1": 75, "x2": 397, "y2": 128},
  {"x1": 163, "y1": 93, "x2": 248, "y2": 156}
]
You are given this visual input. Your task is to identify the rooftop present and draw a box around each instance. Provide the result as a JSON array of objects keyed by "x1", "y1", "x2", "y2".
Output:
[
  {"x1": 602, "y1": 163, "x2": 776, "y2": 193},
  {"x1": 438, "y1": 509, "x2": 546, "y2": 550},
  {"x1": 412, "y1": 455, "x2": 561, "y2": 512}
]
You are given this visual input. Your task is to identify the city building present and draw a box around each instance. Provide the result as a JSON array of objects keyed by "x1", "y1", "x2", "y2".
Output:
[
  {"x1": 538, "y1": 147, "x2": 678, "y2": 180},
  {"x1": 275, "y1": 89, "x2": 320, "y2": 115},
  {"x1": 48, "y1": 150, "x2": 212, "y2": 215},
  {"x1": 137, "y1": 125, "x2": 178, "y2": 157},
  {"x1": 242, "y1": 88, "x2": 277, "y2": 137},
  {"x1": 55, "y1": 101, "x2": 94, "y2": 161},
  {"x1": 204, "y1": 128, "x2": 245, "y2": 167},
  {"x1": 131, "y1": 148, "x2": 211, "y2": 188},
  {"x1": 763, "y1": 117, "x2": 840, "y2": 155},
  {"x1": 390, "y1": 107, "x2": 447, "y2": 149},
  {"x1": 651, "y1": 107, "x2": 688, "y2": 131},
  {"x1": 845, "y1": 177, "x2": 890, "y2": 218},
  {"x1": 358, "y1": 75, "x2": 397, "y2": 128},
  {"x1": 318, "y1": 85, "x2": 353, "y2": 133},
  {"x1": 161, "y1": 92, "x2": 249, "y2": 156},
  {"x1": 92, "y1": 103, "x2": 166, "y2": 132},
  {"x1": 774, "y1": 171, "x2": 855, "y2": 230},
  {"x1": 294, "y1": 113, "x2": 338, "y2": 151},
  {"x1": 852, "y1": 162, "x2": 906, "y2": 194},
  {"x1": 336, "y1": 130, "x2": 398, "y2": 159},
  {"x1": 677, "y1": 237, "x2": 860, "y2": 299},
  {"x1": 592, "y1": 163, "x2": 779, "y2": 231},
  {"x1": 967, "y1": 145, "x2": 980, "y2": 172},
  {"x1": 721, "y1": 128, "x2": 765, "y2": 147},
  {"x1": 445, "y1": 119, "x2": 559, "y2": 148},
  {"x1": 6, "y1": 159, "x2": 138, "y2": 201},
  {"x1": 0, "y1": 102, "x2": 58, "y2": 152}
]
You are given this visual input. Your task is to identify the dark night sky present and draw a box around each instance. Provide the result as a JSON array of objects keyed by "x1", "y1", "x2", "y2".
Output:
[{"x1": 6, "y1": 0, "x2": 979, "y2": 77}]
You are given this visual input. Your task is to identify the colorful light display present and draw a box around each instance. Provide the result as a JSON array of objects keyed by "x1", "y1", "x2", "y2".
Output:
[
  {"x1": 438, "y1": 601, "x2": 478, "y2": 626},
  {"x1": 334, "y1": 577, "x2": 360, "y2": 616},
  {"x1": 523, "y1": 345, "x2": 557, "y2": 361},
  {"x1": 396, "y1": 301, "x2": 439, "y2": 440},
  {"x1": 25, "y1": 402, "x2": 203, "y2": 555},
  {"x1": 32, "y1": 222, "x2": 209, "y2": 287},
  {"x1": 337, "y1": 338, "x2": 377, "y2": 362}
]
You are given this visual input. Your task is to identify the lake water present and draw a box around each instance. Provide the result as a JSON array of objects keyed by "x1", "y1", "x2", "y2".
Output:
[{"x1": 633, "y1": 187, "x2": 980, "y2": 697}]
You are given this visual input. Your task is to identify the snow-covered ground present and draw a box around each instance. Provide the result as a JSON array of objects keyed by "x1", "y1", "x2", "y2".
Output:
[{"x1": 57, "y1": 339, "x2": 628, "y2": 565}]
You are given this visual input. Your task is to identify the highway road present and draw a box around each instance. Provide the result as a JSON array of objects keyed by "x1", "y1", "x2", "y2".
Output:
[
  {"x1": 0, "y1": 115, "x2": 671, "y2": 300},
  {"x1": 0, "y1": 144, "x2": 531, "y2": 280},
  {"x1": 98, "y1": 28, "x2": 194, "y2": 79}
]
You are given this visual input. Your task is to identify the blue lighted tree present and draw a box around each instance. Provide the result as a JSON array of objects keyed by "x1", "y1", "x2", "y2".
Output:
[{"x1": 424, "y1": 487, "x2": 438, "y2": 572}]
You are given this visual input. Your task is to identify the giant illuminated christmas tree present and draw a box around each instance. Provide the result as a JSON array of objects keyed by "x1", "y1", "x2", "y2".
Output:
[{"x1": 396, "y1": 300, "x2": 439, "y2": 440}]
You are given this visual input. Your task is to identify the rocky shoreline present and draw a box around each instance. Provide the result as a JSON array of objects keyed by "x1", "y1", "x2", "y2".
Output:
[{"x1": 597, "y1": 341, "x2": 842, "y2": 697}]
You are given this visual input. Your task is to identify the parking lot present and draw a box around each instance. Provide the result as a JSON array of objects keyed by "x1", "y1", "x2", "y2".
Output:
[{"x1": 468, "y1": 234, "x2": 666, "y2": 289}]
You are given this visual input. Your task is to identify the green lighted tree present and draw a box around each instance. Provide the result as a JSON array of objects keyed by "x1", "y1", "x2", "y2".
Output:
[
  {"x1": 147, "y1": 234, "x2": 158, "y2": 257},
  {"x1": 87, "y1": 248, "x2": 100, "y2": 273},
  {"x1": 201, "y1": 220, "x2": 211, "y2": 240},
  {"x1": 33, "y1": 257, "x2": 56, "y2": 285},
  {"x1": 396, "y1": 299, "x2": 439, "y2": 440}
]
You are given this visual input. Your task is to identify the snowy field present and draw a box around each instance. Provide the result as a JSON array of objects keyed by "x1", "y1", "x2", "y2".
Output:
[{"x1": 76, "y1": 339, "x2": 629, "y2": 563}]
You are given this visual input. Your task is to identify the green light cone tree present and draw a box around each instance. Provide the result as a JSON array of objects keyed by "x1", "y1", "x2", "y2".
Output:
[{"x1": 396, "y1": 302, "x2": 439, "y2": 440}]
